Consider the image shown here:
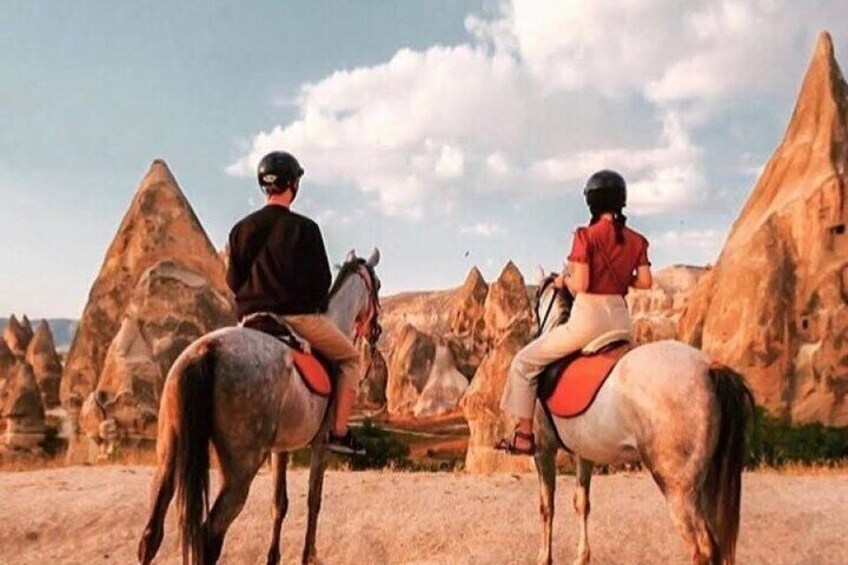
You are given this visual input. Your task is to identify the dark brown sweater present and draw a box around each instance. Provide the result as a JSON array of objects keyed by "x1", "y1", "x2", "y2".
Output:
[{"x1": 227, "y1": 205, "x2": 331, "y2": 319}]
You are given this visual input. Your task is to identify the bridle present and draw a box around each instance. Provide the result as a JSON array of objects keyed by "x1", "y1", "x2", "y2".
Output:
[{"x1": 352, "y1": 262, "x2": 382, "y2": 348}]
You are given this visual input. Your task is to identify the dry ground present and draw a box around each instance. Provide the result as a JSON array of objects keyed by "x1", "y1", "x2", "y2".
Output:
[{"x1": 0, "y1": 467, "x2": 845, "y2": 564}]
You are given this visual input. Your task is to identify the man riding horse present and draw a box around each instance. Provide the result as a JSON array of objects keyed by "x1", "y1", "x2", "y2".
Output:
[{"x1": 226, "y1": 150, "x2": 366, "y2": 456}]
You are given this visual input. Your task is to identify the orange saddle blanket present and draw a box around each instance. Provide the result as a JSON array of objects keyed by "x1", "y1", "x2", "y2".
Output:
[
  {"x1": 291, "y1": 349, "x2": 333, "y2": 397},
  {"x1": 540, "y1": 342, "x2": 631, "y2": 418}
]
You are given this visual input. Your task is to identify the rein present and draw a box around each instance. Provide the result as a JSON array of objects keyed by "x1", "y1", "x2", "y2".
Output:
[{"x1": 534, "y1": 275, "x2": 558, "y2": 338}]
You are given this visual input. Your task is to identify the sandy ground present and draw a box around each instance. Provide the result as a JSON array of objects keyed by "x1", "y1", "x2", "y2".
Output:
[{"x1": 0, "y1": 467, "x2": 846, "y2": 565}]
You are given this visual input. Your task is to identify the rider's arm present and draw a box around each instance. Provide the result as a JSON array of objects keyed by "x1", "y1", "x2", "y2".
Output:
[
  {"x1": 566, "y1": 262, "x2": 589, "y2": 294},
  {"x1": 225, "y1": 228, "x2": 243, "y2": 295},
  {"x1": 560, "y1": 228, "x2": 590, "y2": 294},
  {"x1": 630, "y1": 237, "x2": 653, "y2": 290},
  {"x1": 306, "y1": 221, "x2": 332, "y2": 311}
]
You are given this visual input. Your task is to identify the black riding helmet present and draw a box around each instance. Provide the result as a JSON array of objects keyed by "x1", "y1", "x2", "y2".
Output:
[
  {"x1": 583, "y1": 169, "x2": 627, "y2": 211},
  {"x1": 257, "y1": 151, "x2": 304, "y2": 194}
]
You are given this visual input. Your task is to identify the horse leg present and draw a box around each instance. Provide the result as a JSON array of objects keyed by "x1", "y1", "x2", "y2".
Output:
[
  {"x1": 664, "y1": 487, "x2": 718, "y2": 565},
  {"x1": 572, "y1": 458, "x2": 594, "y2": 565},
  {"x1": 302, "y1": 440, "x2": 328, "y2": 564},
  {"x1": 534, "y1": 444, "x2": 557, "y2": 565},
  {"x1": 137, "y1": 425, "x2": 177, "y2": 565},
  {"x1": 204, "y1": 453, "x2": 265, "y2": 565},
  {"x1": 266, "y1": 452, "x2": 289, "y2": 565}
]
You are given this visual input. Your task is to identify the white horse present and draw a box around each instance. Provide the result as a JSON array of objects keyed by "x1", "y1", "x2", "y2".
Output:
[
  {"x1": 530, "y1": 267, "x2": 753, "y2": 565},
  {"x1": 137, "y1": 249, "x2": 382, "y2": 565}
]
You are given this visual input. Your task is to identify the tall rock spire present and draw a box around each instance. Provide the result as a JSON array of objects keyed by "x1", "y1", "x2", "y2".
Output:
[
  {"x1": 679, "y1": 32, "x2": 848, "y2": 425},
  {"x1": 61, "y1": 160, "x2": 232, "y2": 407}
]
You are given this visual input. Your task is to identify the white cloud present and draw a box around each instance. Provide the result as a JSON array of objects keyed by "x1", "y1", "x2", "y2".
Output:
[
  {"x1": 460, "y1": 222, "x2": 503, "y2": 237},
  {"x1": 654, "y1": 229, "x2": 725, "y2": 253},
  {"x1": 228, "y1": 0, "x2": 848, "y2": 219}
]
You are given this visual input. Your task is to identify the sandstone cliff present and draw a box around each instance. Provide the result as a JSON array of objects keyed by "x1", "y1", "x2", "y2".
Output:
[
  {"x1": 628, "y1": 265, "x2": 708, "y2": 344},
  {"x1": 679, "y1": 33, "x2": 848, "y2": 425}
]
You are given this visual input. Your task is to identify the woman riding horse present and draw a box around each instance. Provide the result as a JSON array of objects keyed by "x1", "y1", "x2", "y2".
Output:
[{"x1": 498, "y1": 169, "x2": 653, "y2": 454}]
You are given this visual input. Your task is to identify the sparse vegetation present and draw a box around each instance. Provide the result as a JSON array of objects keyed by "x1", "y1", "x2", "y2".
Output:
[{"x1": 748, "y1": 407, "x2": 848, "y2": 467}]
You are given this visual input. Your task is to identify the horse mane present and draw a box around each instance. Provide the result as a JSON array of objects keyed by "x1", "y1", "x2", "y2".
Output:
[
  {"x1": 328, "y1": 258, "x2": 367, "y2": 300},
  {"x1": 535, "y1": 275, "x2": 575, "y2": 331}
]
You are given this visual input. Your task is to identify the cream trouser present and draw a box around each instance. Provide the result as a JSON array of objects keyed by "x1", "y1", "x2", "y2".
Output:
[
  {"x1": 500, "y1": 293, "x2": 632, "y2": 419},
  {"x1": 283, "y1": 314, "x2": 362, "y2": 392}
]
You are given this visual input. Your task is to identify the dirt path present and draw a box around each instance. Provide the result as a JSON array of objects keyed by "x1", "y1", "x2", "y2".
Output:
[{"x1": 0, "y1": 467, "x2": 845, "y2": 564}]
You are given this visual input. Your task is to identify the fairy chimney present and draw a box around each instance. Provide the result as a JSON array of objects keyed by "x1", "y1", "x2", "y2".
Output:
[
  {"x1": 679, "y1": 32, "x2": 848, "y2": 425},
  {"x1": 3, "y1": 315, "x2": 33, "y2": 357},
  {"x1": 461, "y1": 262, "x2": 536, "y2": 473},
  {"x1": 447, "y1": 267, "x2": 489, "y2": 378},
  {"x1": 61, "y1": 160, "x2": 234, "y2": 409},
  {"x1": 25, "y1": 321, "x2": 63, "y2": 408}
]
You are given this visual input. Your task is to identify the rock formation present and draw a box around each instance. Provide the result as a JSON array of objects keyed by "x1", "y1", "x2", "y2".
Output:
[
  {"x1": 62, "y1": 160, "x2": 233, "y2": 409},
  {"x1": 0, "y1": 339, "x2": 14, "y2": 383},
  {"x1": 25, "y1": 321, "x2": 63, "y2": 408},
  {"x1": 3, "y1": 315, "x2": 33, "y2": 357},
  {"x1": 446, "y1": 267, "x2": 489, "y2": 379},
  {"x1": 628, "y1": 265, "x2": 707, "y2": 344},
  {"x1": 357, "y1": 342, "x2": 388, "y2": 409},
  {"x1": 78, "y1": 260, "x2": 235, "y2": 445},
  {"x1": 461, "y1": 262, "x2": 536, "y2": 473},
  {"x1": 413, "y1": 345, "x2": 469, "y2": 418},
  {"x1": 387, "y1": 325, "x2": 437, "y2": 415},
  {"x1": 1, "y1": 362, "x2": 46, "y2": 450},
  {"x1": 386, "y1": 324, "x2": 469, "y2": 417},
  {"x1": 679, "y1": 32, "x2": 848, "y2": 425}
]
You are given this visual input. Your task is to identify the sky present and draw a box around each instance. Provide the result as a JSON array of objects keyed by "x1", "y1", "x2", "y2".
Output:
[{"x1": 1, "y1": 1, "x2": 847, "y2": 318}]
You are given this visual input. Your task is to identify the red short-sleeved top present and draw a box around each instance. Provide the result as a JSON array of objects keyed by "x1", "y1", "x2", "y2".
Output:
[{"x1": 567, "y1": 219, "x2": 650, "y2": 296}]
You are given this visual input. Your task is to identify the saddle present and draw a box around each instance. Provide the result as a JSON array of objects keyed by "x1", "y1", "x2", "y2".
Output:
[
  {"x1": 242, "y1": 314, "x2": 335, "y2": 398},
  {"x1": 538, "y1": 338, "x2": 632, "y2": 418}
]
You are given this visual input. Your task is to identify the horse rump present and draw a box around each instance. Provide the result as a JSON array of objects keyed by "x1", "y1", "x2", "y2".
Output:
[{"x1": 704, "y1": 363, "x2": 754, "y2": 564}]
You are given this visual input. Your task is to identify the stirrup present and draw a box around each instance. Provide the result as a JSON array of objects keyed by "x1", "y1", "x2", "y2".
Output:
[{"x1": 495, "y1": 429, "x2": 536, "y2": 456}]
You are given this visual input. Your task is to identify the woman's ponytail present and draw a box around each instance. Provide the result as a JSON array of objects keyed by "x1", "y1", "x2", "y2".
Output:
[{"x1": 589, "y1": 207, "x2": 627, "y2": 244}]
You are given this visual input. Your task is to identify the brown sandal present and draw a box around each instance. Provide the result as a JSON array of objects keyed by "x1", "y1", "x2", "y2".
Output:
[{"x1": 495, "y1": 429, "x2": 536, "y2": 456}]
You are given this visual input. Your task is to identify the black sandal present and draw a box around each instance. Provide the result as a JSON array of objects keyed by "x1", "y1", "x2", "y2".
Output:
[{"x1": 495, "y1": 429, "x2": 536, "y2": 456}]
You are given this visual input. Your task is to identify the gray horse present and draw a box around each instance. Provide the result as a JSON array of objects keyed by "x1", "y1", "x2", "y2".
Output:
[
  {"x1": 137, "y1": 249, "x2": 382, "y2": 565},
  {"x1": 530, "y1": 268, "x2": 753, "y2": 565}
]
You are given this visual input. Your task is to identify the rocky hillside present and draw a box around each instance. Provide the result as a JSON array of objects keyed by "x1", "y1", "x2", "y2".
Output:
[{"x1": 680, "y1": 32, "x2": 848, "y2": 426}]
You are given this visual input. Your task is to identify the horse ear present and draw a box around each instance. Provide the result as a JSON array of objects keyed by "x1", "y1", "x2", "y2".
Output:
[
  {"x1": 346, "y1": 249, "x2": 357, "y2": 263},
  {"x1": 534, "y1": 265, "x2": 547, "y2": 285},
  {"x1": 366, "y1": 247, "x2": 381, "y2": 267}
]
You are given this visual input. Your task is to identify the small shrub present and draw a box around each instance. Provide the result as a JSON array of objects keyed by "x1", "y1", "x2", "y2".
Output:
[
  {"x1": 748, "y1": 407, "x2": 848, "y2": 467},
  {"x1": 349, "y1": 419, "x2": 410, "y2": 470}
]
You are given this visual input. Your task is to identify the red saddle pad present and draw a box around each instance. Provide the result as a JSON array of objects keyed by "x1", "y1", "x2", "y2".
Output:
[
  {"x1": 290, "y1": 349, "x2": 332, "y2": 397},
  {"x1": 545, "y1": 343, "x2": 631, "y2": 418}
]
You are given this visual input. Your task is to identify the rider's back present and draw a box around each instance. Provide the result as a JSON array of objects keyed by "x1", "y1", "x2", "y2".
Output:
[
  {"x1": 227, "y1": 205, "x2": 331, "y2": 320},
  {"x1": 569, "y1": 220, "x2": 649, "y2": 296}
]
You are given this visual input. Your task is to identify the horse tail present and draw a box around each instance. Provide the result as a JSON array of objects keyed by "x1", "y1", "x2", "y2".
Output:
[
  {"x1": 174, "y1": 341, "x2": 217, "y2": 565},
  {"x1": 704, "y1": 364, "x2": 754, "y2": 564}
]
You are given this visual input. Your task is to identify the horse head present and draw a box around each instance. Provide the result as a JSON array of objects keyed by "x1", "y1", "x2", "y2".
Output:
[
  {"x1": 533, "y1": 265, "x2": 574, "y2": 336},
  {"x1": 329, "y1": 248, "x2": 382, "y2": 347}
]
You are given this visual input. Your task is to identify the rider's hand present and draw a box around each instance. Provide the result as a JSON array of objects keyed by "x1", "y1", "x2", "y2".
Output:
[{"x1": 552, "y1": 272, "x2": 568, "y2": 290}]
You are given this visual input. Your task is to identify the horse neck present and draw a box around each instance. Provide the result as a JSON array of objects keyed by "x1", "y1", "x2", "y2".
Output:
[
  {"x1": 326, "y1": 275, "x2": 367, "y2": 339},
  {"x1": 537, "y1": 289, "x2": 568, "y2": 335}
]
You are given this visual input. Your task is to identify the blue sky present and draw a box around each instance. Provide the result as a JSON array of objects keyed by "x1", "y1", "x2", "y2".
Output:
[{"x1": 2, "y1": 1, "x2": 847, "y2": 318}]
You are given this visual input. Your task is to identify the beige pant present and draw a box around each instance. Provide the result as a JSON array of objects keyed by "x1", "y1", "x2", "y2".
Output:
[
  {"x1": 501, "y1": 293, "x2": 633, "y2": 419},
  {"x1": 283, "y1": 314, "x2": 362, "y2": 392}
]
